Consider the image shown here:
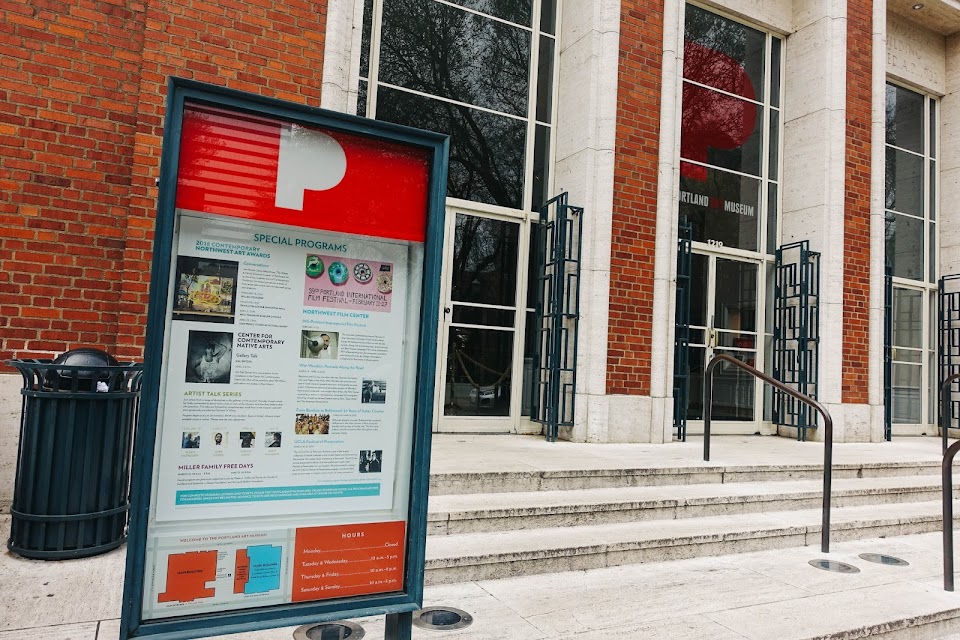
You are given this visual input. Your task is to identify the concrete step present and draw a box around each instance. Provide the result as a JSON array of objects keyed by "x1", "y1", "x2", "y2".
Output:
[
  {"x1": 428, "y1": 475, "x2": 959, "y2": 535},
  {"x1": 424, "y1": 500, "x2": 960, "y2": 585},
  {"x1": 815, "y1": 610, "x2": 960, "y2": 640},
  {"x1": 367, "y1": 532, "x2": 960, "y2": 640},
  {"x1": 429, "y1": 460, "x2": 943, "y2": 495}
]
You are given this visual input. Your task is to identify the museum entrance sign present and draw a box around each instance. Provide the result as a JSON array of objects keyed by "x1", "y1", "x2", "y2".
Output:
[{"x1": 120, "y1": 79, "x2": 448, "y2": 640}]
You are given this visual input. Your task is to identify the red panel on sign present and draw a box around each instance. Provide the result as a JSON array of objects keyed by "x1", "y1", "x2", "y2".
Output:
[
  {"x1": 176, "y1": 104, "x2": 431, "y2": 242},
  {"x1": 291, "y1": 521, "x2": 405, "y2": 602}
]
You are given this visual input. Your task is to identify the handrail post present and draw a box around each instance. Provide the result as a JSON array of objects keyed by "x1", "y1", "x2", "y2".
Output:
[
  {"x1": 702, "y1": 354, "x2": 833, "y2": 553},
  {"x1": 822, "y1": 411, "x2": 833, "y2": 553},
  {"x1": 944, "y1": 440, "x2": 960, "y2": 591},
  {"x1": 943, "y1": 373, "x2": 960, "y2": 590},
  {"x1": 943, "y1": 374, "x2": 960, "y2": 454},
  {"x1": 703, "y1": 359, "x2": 717, "y2": 462}
]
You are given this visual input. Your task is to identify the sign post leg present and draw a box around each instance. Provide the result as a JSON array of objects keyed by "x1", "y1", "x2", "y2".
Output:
[{"x1": 385, "y1": 612, "x2": 413, "y2": 640}]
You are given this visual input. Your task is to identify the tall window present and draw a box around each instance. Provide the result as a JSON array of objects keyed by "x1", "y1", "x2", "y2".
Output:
[
  {"x1": 678, "y1": 5, "x2": 784, "y2": 428},
  {"x1": 679, "y1": 4, "x2": 782, "y2": 254},
  {"x1": 357, "y1": 0, "x2": 558, "y2": 213},
  {"x1": 885, "y1": 82, "x2": 938, "y2": 427},
  {"x1": 358, "y1": 0, "x2": 559, "y2": 430}
]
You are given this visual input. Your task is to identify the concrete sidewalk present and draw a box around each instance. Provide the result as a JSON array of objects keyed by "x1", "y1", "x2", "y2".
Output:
[
  {"x1": 4, "y1": 520, "x2": 960, "y2": 640},
  {"x1": 1, "y1": 434, "x2": 955, "y2": 639}
]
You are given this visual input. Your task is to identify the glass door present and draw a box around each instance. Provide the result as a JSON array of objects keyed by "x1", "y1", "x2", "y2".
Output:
[
  {"x1": 889, "y1": 285, "x2": 936, "y2": 435},
  {"x1": 437, "y1": 211, "x2": 523, "y2": 431},
  {"x1": 687, "y1": 252, "x2": 761, "y2": 431}
]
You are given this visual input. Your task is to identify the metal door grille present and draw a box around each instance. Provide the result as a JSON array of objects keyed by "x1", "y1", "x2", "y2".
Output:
[
  {"x1": 773, "y1": 240, "x2": 820, "y2": 440},
  {"x1": 531, "y1": 193, "x2": 583, "y2": 442},
  {"x1": 673, "y1": 217, "x2": 693, "y2": 441},
  {"x1": 941, "y1": 274, "x2": 960, "y2": 438}
]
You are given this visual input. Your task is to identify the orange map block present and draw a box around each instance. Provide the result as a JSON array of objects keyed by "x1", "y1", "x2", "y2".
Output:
[
  {"x1": 234, "y1": 549, "x2": 250, "y2": 594},
  {"x1": 157, "y1": 550, "x2": 218, "y2": 603}
]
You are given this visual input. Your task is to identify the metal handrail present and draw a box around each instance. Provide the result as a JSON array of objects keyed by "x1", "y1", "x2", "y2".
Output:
[
  {"x1": 940, "y1": 372, "x2": 960, "y2": 590},
  {"x1": 943, "y1": 373, "x2": 960, "y2": 454},
  {"x1": 703, "y1": 354, "x2": 834, "y2": 553}
]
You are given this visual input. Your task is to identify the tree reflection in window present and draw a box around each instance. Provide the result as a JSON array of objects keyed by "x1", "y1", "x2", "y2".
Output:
[
  {"x1": 380, "y1": 0, "x2": 530, "y2": 117},
  {"x1": 377, "y1": 86, "x2": 526, "y2": 208},
  {"x1": 684, "y1": 5, "x2": 765, "y2": 95},
  {"x1": 681, "y1": 6, "x2": 764, "y2": 179},
  {"x1": 371, "y1": 0, "x2": 535, "y2": 209},
  {"x1": 450, "y1": 213, "x2": 519, "y2": 306},
  {"x1": 678, "y1": 5, "x2": 773, "y2": 251},
  {"x1": 884, "y1": 82, "x2": 932, "y2": 281}
]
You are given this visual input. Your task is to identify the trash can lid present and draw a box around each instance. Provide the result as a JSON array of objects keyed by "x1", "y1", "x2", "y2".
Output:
[{"x1": 51, "y1": 348, "x2": 120, "y2": 378}]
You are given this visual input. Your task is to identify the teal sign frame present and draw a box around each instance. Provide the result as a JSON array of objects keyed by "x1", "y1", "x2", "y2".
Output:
[{"x1": 120, "y1": 78, "x2": 447, "y2": 640}]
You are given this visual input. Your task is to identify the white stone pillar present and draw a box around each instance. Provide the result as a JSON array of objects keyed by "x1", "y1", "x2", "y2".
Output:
[
  {"x1": 554, "y1": 0, "x2": 621, "y2": 442},
  {"x1": 942, "y1": 34, "x2": 960, "y2": 277},
  {"x1": 779, "y1": 0, "x2": 849, "y2": 441},
  {"x1": 321, "y1": 0, "x2": 364, "y2": 113}
]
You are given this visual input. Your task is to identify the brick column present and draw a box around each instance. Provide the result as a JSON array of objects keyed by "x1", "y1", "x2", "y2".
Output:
[
  {"x1": 608, "y1": 0, "x2": 665, "y2": 398},
  {"x1": 843, "y1": 0, "x2": 874, "y2": 405}
]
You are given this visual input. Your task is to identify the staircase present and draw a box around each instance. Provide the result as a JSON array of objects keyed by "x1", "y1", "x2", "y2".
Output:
[{"x1": 424, "y1": 458, "x2": 955, "y2": 585}]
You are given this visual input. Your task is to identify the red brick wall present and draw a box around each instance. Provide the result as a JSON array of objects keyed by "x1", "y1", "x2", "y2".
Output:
[
  {"x1": 0, "y1": 0, "x2": 147, "y2": 362},
  {"x1": 842, "y1": 0, "x2": 873, "y2": 403},
  {"x1": 607, "y1": 0, "x2": 664, "y2": 395},
  {"x1": 0, "y1": 0, "x2": 327, "y2": 365},
  {"x1": 115, "y1": 0, "x2": 327, "y2": 358}
]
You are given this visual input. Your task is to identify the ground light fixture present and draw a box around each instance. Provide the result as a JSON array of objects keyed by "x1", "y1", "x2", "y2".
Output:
[
  {"x1": 293, "y1": 621, "x2": 365, "y2": 640},
  {"x1": 412, "y1": 607, "x2": 474, "y2": 631},
  {"x1": 809, "y1": 553, "x2": 910, "y2": 573},
  {"x1": 809, "y1": 559, "x2": 861, "y2": 573},
  {"x1": 859, "y1": 553, "x2": 910, "y2": 566}
]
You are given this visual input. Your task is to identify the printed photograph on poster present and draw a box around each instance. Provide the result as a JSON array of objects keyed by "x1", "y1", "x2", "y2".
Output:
[
  {"x1": 361, "y1": 380, "x2": 386, "y2": 404},
  {"x1": 303, "y1": 255, "x2": 394, "y2": 313},
  {"x1": 294, "y1": 413, "x2": 330, "y2": 435},
  {"x1": 239, "y1": 431, "x2": 256, "y2": 448},
  {"x1": 173, "y1": 256, "x2": 239, "y2": 324},
  {"x1": 265, "y1": 432, "x2": 282, "y2": 448},
  {"x1": 185, "y1": 331, "x2": 233, "y2": 384},
  {"x1": 304, "y1": 254, "x2": 324, "y2": 279},
  {"x1": 212, "y1": 432, "x2": 227, "y2": 448},
  {"x1": 300, "y1": 330, "x2": 338, "y2": 359},
  {"x1": 181, "y1": 432, "x2": 200, "y2": 449},
  {"x1": 359, "y1": 450, "x2": 382, "y2": 474}
]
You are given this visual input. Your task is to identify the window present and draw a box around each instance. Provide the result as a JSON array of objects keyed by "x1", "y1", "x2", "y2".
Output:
[
  {"x1": 885, "y1": 83, "x2": 937, "y2": 283},
  {"x1": 358, "y1": 1, "x2": 559, "y2": 431},
  {"x1": 885, "y1": 81, "x2": 939, "y2": 426},
  {"x1": 679, "y1": 4, "x2": 783, "y2": 254},
  {"x1": 358, "y1": 0, "x2": 558, "y2": 213},
  {"x1": 677, "y1": 5, "x2": 784, "y2": 430}
]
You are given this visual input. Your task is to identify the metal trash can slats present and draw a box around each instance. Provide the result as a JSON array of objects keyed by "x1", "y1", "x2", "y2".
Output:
[{"x1": 8, "y1": 355, "x2": 142, "y2": 559}]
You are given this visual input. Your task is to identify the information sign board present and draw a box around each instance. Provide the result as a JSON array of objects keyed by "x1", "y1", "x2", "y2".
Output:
[{"x1": 120, "y1": 79, "x2": 448, "y2": 640}]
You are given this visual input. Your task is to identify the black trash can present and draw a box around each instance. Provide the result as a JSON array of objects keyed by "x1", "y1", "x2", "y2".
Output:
[{"x1": 7, "y1": 349, "x2": 143, "y2": 560}]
